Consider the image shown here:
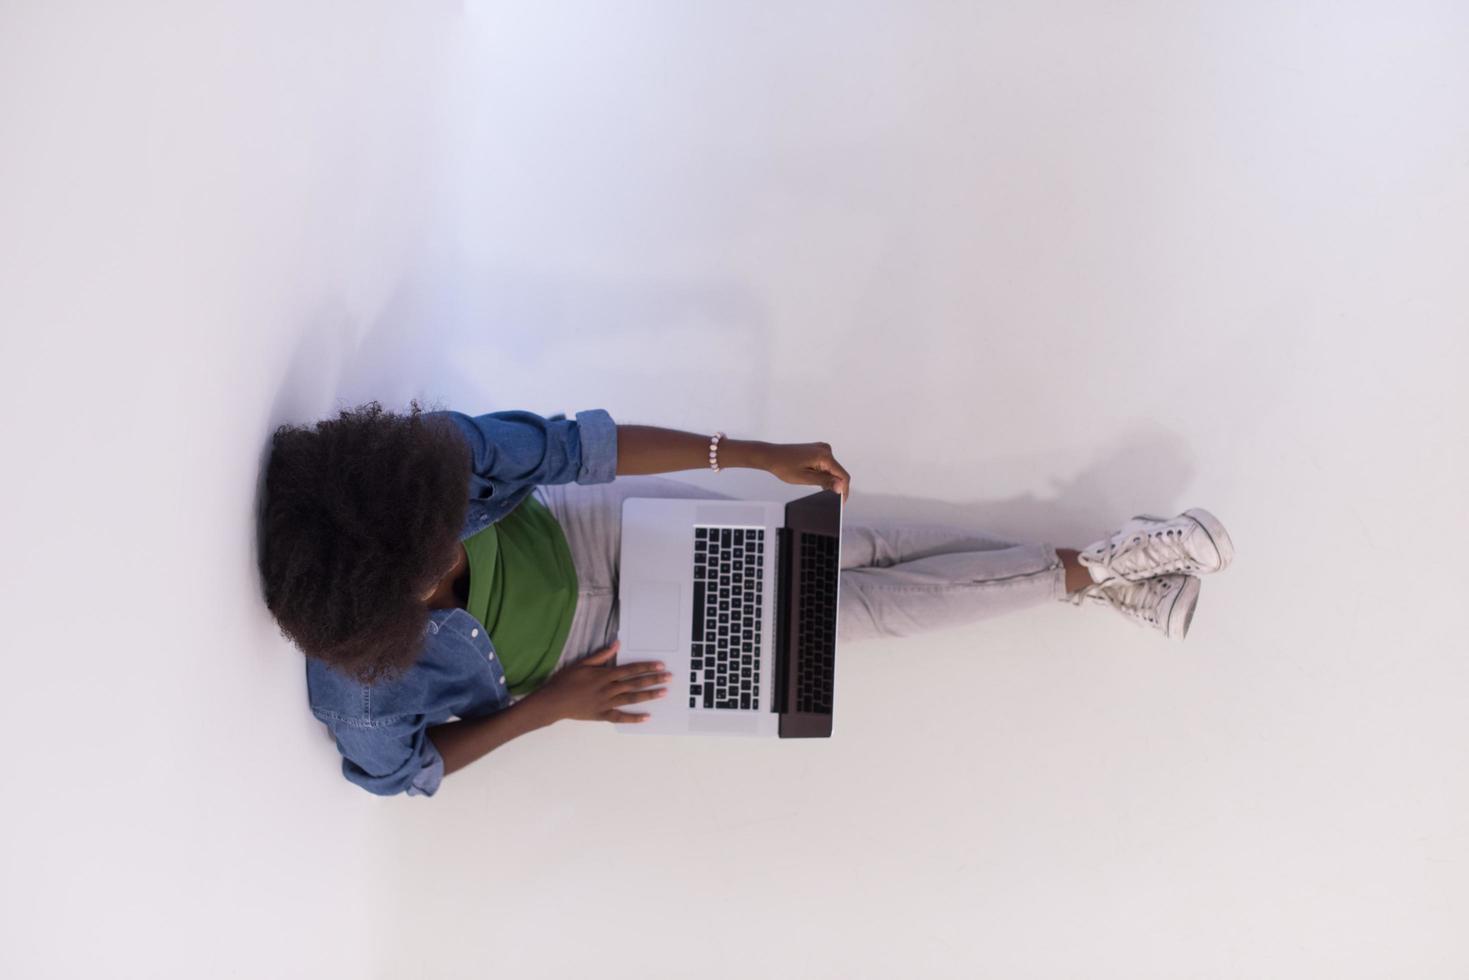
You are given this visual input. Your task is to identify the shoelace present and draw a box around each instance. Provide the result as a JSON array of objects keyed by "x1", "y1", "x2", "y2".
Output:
[
  {"x1": 1091, "y1": 526, "x2": 1200, "y2": 578},
  {"x1": 1064, "y1": 573, "x2": 1172, "y2": 626}
]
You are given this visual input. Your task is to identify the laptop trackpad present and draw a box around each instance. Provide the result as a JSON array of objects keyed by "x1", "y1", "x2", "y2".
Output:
[{"x1": 620, "y1": 582, "x2": 682, "y2": 652}]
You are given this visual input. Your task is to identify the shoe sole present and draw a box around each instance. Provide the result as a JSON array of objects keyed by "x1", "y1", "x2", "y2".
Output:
[
  {"x1": 1131, "y1": 507, "x2": 1235, "y2": 574},
  {"x1": 1165, "y1": 575, "x2": 1201, "y2": 640}
]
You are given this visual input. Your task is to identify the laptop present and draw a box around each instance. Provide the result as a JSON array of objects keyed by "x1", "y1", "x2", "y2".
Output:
[{"x1": 615, "y1": 489, "x2": 843, "y2": 737}]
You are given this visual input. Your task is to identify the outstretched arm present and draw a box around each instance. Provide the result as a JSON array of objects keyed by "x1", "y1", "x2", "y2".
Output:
[
  {"x1": 427, "y1": 696, "x2": 560, "y2": 777},
  {"x1": 428, "y1": 640, "x2": 669, "y2": 778},
  {"x1": 615, "y1": 424, "x2": 851, "y2": 501},
  {"x1": 615, "y1": 424, "x2": 769, "y2": 475}
]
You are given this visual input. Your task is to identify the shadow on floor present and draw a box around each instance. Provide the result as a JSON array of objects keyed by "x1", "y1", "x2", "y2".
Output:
[{"x1": 844, "y1": 422, "x2": 1196, "y2": 549}]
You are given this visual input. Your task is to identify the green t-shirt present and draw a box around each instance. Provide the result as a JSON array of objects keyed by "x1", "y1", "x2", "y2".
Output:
[{"x1": 462, "y1": 492, "x2": 579, "y2": 697}]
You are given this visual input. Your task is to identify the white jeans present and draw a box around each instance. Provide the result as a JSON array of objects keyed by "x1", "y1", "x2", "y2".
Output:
[{"x1": 534, "y1": 476, "x2": 1065, "y2": 673}]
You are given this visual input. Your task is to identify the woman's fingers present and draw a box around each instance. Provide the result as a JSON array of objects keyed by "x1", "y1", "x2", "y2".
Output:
[
  {"x1": 797, "y1": 444, "x2": 850, "y2": 501},
  {"x1": 815, "y1": 465, "x2": 848, "y2": 498},
  {"x1": 831, "y1": 461, "x2": 851, "y2": 500},
  {"x1": 602, "y1": 709, "x2": 651, "y2": 723},
  {"x1": 581, "y1": 640, "x2": 620, "y2": 664},
  {"x1": 612, "y1": 688, "x2": 669, "y2": 706},
  {"x1": 608, "y1": 671, "x2": 673, "y2": 696},
  {"x1": 613, "y1": 659, "x2": 666, "y2": 679},
  {"x1": 818, "y1": 454, "x2": 851, "y2": 501}
]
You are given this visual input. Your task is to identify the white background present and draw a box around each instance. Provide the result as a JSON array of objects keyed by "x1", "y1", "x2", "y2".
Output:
[{"x1": 2, "y1": 2, "x2": 1466, "y2": 978}]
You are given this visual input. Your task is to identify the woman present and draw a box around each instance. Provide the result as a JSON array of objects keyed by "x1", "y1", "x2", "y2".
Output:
[{"x1": 260, "y1": 402, "x2": 1234, "y2": 797}]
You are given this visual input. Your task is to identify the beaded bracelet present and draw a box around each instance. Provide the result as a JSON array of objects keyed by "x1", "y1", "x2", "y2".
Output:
[{"x1": 708, "y1": 431, "x2": 726, "y2": 472}]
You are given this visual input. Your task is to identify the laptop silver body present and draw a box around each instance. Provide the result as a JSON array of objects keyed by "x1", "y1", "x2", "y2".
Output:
[{"x1": 615, "y1": 493, "x2": 842, "y2": 737}]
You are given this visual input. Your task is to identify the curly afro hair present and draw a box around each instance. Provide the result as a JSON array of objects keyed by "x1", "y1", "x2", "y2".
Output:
[{"x1": 259, "y1": 400, "x2": 471, "y2": 684}]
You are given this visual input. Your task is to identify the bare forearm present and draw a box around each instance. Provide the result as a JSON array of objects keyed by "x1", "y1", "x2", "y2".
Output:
[
  {"x1": 427, "y1": 691, "x2": 561, "y2": 777},
  {"x1": 615, "y1": 424, "x2": 769, "y2": 476}
]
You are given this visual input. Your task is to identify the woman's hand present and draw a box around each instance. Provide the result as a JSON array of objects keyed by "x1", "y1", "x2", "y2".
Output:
[
  {"x1": 530, "y1": 639, "x2": 670, "y2": 724},
  {"x1": 761, "y1": 442, "x2": 851, "y2": 503}
]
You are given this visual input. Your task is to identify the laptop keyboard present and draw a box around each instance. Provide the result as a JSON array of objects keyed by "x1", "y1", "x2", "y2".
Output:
[
  {"x1": 795, "y1": 532, "x2": 839, "y2": 714},
  {"x1": 689, "y1": 526, "x2": 764, "y2": 710}
]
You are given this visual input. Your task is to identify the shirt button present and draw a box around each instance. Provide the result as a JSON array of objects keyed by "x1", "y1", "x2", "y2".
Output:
[
  {"x1": 498, "y1": 675, "x2": 506, "y2": 685},
  {"x1": 470, "y1": 628, "x2": 479, "y2": 638},
  {"x1": 487, "y1": 652, "x2": 495, "y2": 660}
]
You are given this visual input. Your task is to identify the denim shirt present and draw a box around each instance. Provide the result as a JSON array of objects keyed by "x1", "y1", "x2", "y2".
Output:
[{"x1": 305, "y1": 407, "x2": 618, "y2": 797}]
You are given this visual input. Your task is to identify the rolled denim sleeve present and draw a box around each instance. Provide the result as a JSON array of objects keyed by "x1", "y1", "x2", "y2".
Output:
[
  {"x1": 430, "y1": 407, "x2": 618, "y2": 500},
  {"x1": 327, "y1": 715, "x2": 444, "y2": 798}
]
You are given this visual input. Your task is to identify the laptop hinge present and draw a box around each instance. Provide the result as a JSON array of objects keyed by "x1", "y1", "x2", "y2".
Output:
[{"x1": 771, "y1": 526, "x2": 794, "y2": 713}]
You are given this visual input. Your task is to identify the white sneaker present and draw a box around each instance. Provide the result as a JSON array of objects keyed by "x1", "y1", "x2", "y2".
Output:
[
  {"x1": 1080, "y1": 508, "x2": 1234, "y2": 584},
  {"x1": 1067, "y1": 573, "x2": 1201, "y2": 640}
]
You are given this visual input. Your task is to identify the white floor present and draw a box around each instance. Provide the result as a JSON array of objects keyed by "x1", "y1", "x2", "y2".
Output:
[{"x1": 3, "y1": 2, "x2": 1467, "y2": 978}]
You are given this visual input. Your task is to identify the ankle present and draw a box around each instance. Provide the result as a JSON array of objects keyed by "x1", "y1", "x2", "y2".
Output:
[{"x1": 1057, "y1": 548, "x2": 1092, "y2": 594}]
